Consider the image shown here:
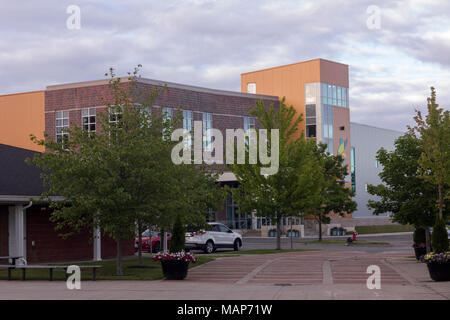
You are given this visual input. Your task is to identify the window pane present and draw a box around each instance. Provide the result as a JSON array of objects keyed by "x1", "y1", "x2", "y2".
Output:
[
  {"x1": 321, "y1": 83, "x2": 327, "y2": 98},
  {"x1": 343, "y1": 88, "x2": 347, "y2": 107},
  {"x1": 247, "y1": 83, "x2": 256, "y2": 94},
  {"x1": 305, "y1": 84, "x2": 316, "y2": 104},
  {"x1": 332, "y1": 85, "x2": 337, "y2": 105},
  {"x1": 337, "y1": 87, "x2": 342, "y2": 106}
]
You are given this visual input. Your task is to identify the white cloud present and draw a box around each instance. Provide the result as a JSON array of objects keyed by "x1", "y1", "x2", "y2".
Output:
[{"x1": 0, "y1": 0, "x2": 449, "y2": 131}]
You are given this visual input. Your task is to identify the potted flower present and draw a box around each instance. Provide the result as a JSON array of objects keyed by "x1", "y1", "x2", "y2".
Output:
[
  {"x1": 153, "y1": 251, "x2": 197, "y2": 280},
  {"x1": 420, "y1": 217, "x2": 450, "y2": 281},
  {"x1": 421, "y1": 252, "x2": 450, "y2": 281},
  {"x1": 153, "y1": 214, "x2": 197, "y2": 280},
  {"x1": 412, "y1": 227, "x2": 427, "y2": 260}
]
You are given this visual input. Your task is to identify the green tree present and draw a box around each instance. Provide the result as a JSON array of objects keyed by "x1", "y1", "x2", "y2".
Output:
[
  {"x1": 29, "y1": 66, "x2": 223, "y2": 274},
  {"x1": 409, "y1": 87, "x2": 450, "y2": 221},
  {"x1": 170, "y1": 214, "x2": 186, "y2": 253},
  {"x1": 431, "y1": 216, "x2": 449, "y2": 253},
  {"x1": 228, "y1": 98, "x2": 323, "y2": 250},
  {"x1": 309, "y1": 144, "x2": 357, "y2": 241},
  {"x1": 367, "y1": 133, "x2": 448, "y2": 252}
]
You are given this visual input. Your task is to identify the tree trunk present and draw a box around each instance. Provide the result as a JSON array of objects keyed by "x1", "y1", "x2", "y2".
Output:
[
  {"x1": 318, "y1": 214, "x2": 322, "y2": 242},
  {"x1": 160, "y1": 228, "x2": 166, "y2": 252},
  {"x1": 425, "y1": 227, "x2": 431, "y2": 253},
  {"x1": 276, "y1": 214, "x2": 281, "y2": 250},
  {"x1": 116, "y1": 237, "x2": 123, "y2": 276},
  {"x1": 137, "y1": 222, "x2": 143, "y2": 267},
  {"x1": 438, "y1": 183, "x2": 443, "y2": 220}
]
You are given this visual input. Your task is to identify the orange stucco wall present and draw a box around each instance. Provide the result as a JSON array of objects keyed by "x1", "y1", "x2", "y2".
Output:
[
  {"x1": 241, "y1": 58, "x2": 349, "y2": 139},
  {"x1": 241, "y1": 59, "x2": 352, "y2": 218},
  {"x1": 0, "y1": 91, "x2": 45, "y2": 152},
  {"x1": 241, "y1": 59, "x2": 322, "y2": 136}
]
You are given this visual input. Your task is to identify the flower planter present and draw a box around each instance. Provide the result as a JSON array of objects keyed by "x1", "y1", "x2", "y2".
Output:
[
  {"x1": 161, "y1": 260, "x2": 190, "y2": 280},
  {"x1": 414, "y1": 247, "x2": 427, "y2": 260},
  {"x1": 426, "y1": 261, "x2": 450, "y2": 281}
]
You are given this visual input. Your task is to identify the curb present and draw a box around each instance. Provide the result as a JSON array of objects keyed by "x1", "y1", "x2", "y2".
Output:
[{"x1": 243, "y1": 232, "x2": 413, "y2": 239}]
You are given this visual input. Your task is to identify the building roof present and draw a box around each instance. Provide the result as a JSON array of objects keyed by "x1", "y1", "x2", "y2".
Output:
[
  {"x1": 350, "y1": 122, "x2": 404, "y2": 134},
  {"x1": 240, "y1": 58, "x2": 348, "y2": 76},
  {"x1": 0, "y1": 144, "x2": 46, "y2": 200},
  {"x1": 46, "y1": 77, "x2": 279, "y2": 101}
]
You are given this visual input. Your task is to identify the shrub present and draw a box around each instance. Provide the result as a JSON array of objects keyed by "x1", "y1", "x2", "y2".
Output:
[
  {"x1": 413, "y1": 227, "x2": 426, "y2": 245},
  {"x1": 431, "y1": 217, "x2": 449, "y2": 254},
  {"x1": 170, "y1": 215, "x2": 186, "y2": 253}
]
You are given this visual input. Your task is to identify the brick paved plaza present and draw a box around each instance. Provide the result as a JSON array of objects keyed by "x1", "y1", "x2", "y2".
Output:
[{"x1": 1, "y1": 250, "x2": 449, "y2": 300}]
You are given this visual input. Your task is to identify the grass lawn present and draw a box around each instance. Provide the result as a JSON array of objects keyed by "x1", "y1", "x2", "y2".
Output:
[
  {"x1": 354, "y1": 224, "x2": 414, "y2": 234},
  {"x1": 297, "y1": 240, "x2": 390, "y2": 245},
  {"x1": 0, "y1": 255, "x2": 216, "y2": 281}
]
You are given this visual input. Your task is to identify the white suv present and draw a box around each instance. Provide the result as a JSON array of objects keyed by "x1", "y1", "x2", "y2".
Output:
[{"x1": 185, "y1": 222, "x2": 243, "y2": 254}]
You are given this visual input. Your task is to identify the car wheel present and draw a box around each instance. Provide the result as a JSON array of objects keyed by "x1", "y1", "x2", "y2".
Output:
[
  {"x1": 233, "y1": 239, "x2": 241, "y2": 251},
  {"x1": 153, "y1": 242, "x2": 160, "y2": 253},
  {"x1": 204, "y1": 240, "x2": 214, "y2": 254}
]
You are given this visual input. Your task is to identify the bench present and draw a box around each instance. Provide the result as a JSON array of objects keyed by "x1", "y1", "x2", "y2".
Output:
[
  {"x1": 0, "y1": 264, "x2": 103, "y2": 281},
  {"x1": 0, "y1": 256, "x2": 23, "y2": 266}
]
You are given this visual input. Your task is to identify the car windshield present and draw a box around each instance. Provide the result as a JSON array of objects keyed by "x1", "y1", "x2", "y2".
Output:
[{"x1": 142, "y1": 230, "x2": 159, "y2": 237}]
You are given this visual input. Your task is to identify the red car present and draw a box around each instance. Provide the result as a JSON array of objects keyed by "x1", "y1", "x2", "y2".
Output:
[{"x1": 135, "y1": 230, "x2": 171, "y2": 252}]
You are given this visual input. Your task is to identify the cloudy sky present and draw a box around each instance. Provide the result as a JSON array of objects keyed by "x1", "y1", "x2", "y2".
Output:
[{"x1": 1, "y1": 0, "x2": 449, "y2": 131}]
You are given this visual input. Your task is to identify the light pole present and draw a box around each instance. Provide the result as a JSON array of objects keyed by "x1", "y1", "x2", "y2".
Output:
[{"x1": 290, "y1": 216, "x2": 293, "y2": 249}]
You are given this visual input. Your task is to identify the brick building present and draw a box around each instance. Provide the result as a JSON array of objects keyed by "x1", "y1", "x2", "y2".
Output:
[
  {"x1": 0, "y1": 75, "x2": 279, "y2": 263},
  {"x1": 1, "y1": 58, "x2": 398, "y2": 261},
  {"x1": 0, "y1": 143, "x2": 134, "y2": 263}
]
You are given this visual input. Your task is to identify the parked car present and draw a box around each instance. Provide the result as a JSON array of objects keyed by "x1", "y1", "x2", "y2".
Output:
[
  {"x1": 185, "y1": 222, "x2": 243, "y2": 254},
  {"x1": 135, "y1": 230, "x2": 172, "y2": 252}
]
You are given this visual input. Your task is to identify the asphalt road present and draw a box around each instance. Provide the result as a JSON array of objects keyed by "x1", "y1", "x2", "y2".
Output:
[{"x1": 204, "y1": 233, "x2": 414, "y2": 254}]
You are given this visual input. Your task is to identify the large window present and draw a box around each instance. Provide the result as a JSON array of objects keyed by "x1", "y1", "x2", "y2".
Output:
[
  {"x1": 202, "y1": 112, "x2": 212, "y2": 151},
  {"x1": 351, "y1": 147, "x2": 356, "y2": 191},
  {"x1": 109, "y1": 107, "x2": 122, "y2": 124},
  {"x1": 321, "y1": 82, "x2": 348, "y2": 107},
  {"x1": 244, "y1": 117, "x2": 255, "y2": 131},
  {"x1": 244, "y1": 116, "x2": 256, "y2": 146},
  {"x1": 55, "y1": 110, "x2": 69, "y2": 146},
  {"x1": 322, "y1": 103, "x2": 334, "y2": 153},
  {"x1": 82, "y1": 108, "x2": 96, "y2": 133},
  {"x1": 305, "y1": 104, "x2": 316, "y2": 138},
  {"x1": 226, "y1": 193, "x2": 251, "y2": 229},
  {"x1": 162, "y1": 107, "x2": 173, "y2": 120},
  {"x1": 162, "y1": 107, "x2": 173, "y2": 138},
  {"x1": 183, "y1": 110, "x2": 193, "y2": 148},
  {"x1": 247, "y1": 83, "x2": 256, "y2": 94},
  {"x1": 305, "y1": 83, "x2": 317, "y2": 104}
]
